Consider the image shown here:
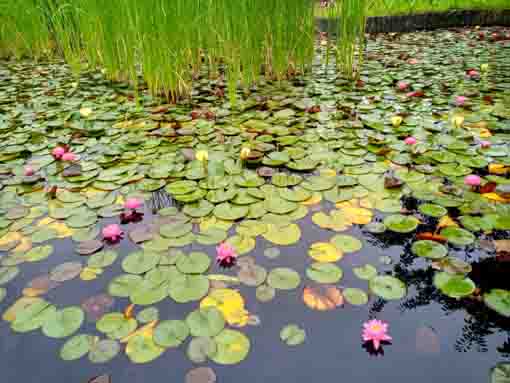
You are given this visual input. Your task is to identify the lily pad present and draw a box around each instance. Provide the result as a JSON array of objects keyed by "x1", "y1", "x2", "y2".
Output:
[
  {"x1": 186, "y1": 307, "x2": 225, "y2": 337},
  {"x1": 330, "y1": 234, "x2": 362, "y2": 253},
  {"x1": 88, "y1": 339, "x2": 120, "y2": 364},
  {"x1": 168, "y1": 274, "x2": 210, "y2": 303},
  {"x1": 353, "y1": 264, "x2": 378, "y2": 280},
  {"x1": 42, "y1": 306, "x2": 85, "y2": 338},
  {"x1": 60, "y1": 334, "x2": 94, "y2": 361},
  {"x1": 187, "y1": 336, "x2": 217, "y2": 364},
  {"x1": 343, "y1": 288, "x2": 369, "y2": 306},
  {"x1": 267, "y1": 268, "x2": 301, "y2": 290},
  {"x1": 280, "y1": 324, "x2": 306, "y2": 346},
  {"x1": 306, "y1": 263, "x2": 343, "y2": 284},
  {"x1": 126, "y1": 333, "x2": 165, "y2": 364},
  {"x1": 418, "y1": 203, "x2": 447, "y2": 218},
  {"x1": 433, "y1": 272, "x2": 476, "y2": 298},
  {"x1": 176, "y1": 252, "x2": 211, "y2": 274},
  {"x1": 383, "y1": 214, "x2": 419, "y2": 233},
  {"x1": 154, "y1": 320, "x2": 190, "y2": 348},
  {"x1": 210, "y1": 329, "x2": 250, "y2": 365},
  {"x1": 369, "y1": 275, "x2": 407, "y2": 300},
  {"x1": 440, "y1": 227, "x2": 475, "y2": 246},
  {"x1": 411, "y1": 240, "x2": 448, "y2": 259},
  {"x1": 484, "y1": 289, "x2": 510, "y2": 317}
]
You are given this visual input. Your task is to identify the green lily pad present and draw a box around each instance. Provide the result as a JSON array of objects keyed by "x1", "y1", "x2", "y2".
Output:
[
  {"x1": 187, "y1": 336, "x2": 217, "y2": 364},
  {"x1": 153, "y1": 319, "x2": 189, "y2": 348},
  {"x1": 369, "y1": 275, "x2": 407, "y2": 300},
  {"x1": 306, "y1": 263, "x2": 343, "y2": 284},
  {"x1": 168, "y1": 274, "x2": 210, "y2": 303},
  {"x1": 418, "y1": 203, "x2": 447, "y2": 218},
  {"x1": 330, "y1": 234, "x2": 362, "y2": 253},
  {"x1": 130, "y1": 280, "x2": 169, "y2": 306},
  {"x1": 484, "y1": 289, "x2": 510, "y2": 317},
  {"x1": 60, "y1": 334, "x2": 94, "y2": 361},
  {"x1": 411, "y1": 240, "x2": 448, "y2": 259},
  {"x1": 136, "y1": 307, "x2": 159, "y2": 323},
  {"x1": 49, "y1": 262, "x2": 83, "y2": 282},
  {"x1": 255, "y1": 284, "x2": 276, "y2": 302},
  {"x1": 186, "y1": 307, "x2": 225, "y2": 337},
  {"x1": 213, "y1": 203, "x2": 249, "y2": 221},
  {"x1": 88, "y1": 339, "x2": 120, "y2": 364},
  {"x1": 183, "y1": 200, "x2": 214, "y2": 218},
  {"x1": 0, "y1": 266, "x2": 20, "y2": 285},
  {"x1": 87, "y1": 250, "x2": 118, "y2": 268},
  {"x1": 491, "y1": 363, "x2": 510, "y2": 383},
  {"x1": 96, "y1": 312, "x2": 137, "y2": 339},
  {"x1": 280, "y1": 324, "x2": 306, "y2": 346},
  {"x1": 433, "y1": 272, "x2": 476, "y2": 298},
  {"x1": 176, "y1": 252, "x2": 211, "y2": 274},
  {"x1": 267, "y1": 268, "x2": 301, "y2": 290},
  {"x1": 160, "y1": 221, "x2": 192, "y2": 238},
  {"x1": 383, "y1": 214, "x2": 419, "y2": 233},
  {"x1": 353, "y1": 264, "x2": 378, "y2": 280},
  {"x1": 121, "y1": 251, "x2": 161, "y2": 274},
  {"x1": 210, "y1": 329, "x2": 250, "y2": 365},
  {"x1": 42, "y1": 306, "x2": 85, "y2": 338},
  {"x1": 24, "y1": 245, "x2": 54, "y2": 262},
  {"x1": 343, "y1": 288, "x2": 369, "y2": 306},
  {"x1": 126, "y1": 332, "x2": 165, "y2": 364},
  {"x1": 108, "y1": 274, "x2": 143, "y2": 297},
  {"x1": 440, "y1": 227, "x2": 475, "y2": 246}
]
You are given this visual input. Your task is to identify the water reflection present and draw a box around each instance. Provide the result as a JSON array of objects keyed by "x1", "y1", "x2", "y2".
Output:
[{"x1": 367, "y1": 230, "x2": 510, "y2": 356}]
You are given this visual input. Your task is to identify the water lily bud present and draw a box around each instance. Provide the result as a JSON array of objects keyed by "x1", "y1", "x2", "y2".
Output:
[
  {"x1": 240, "y1": 147, "x2": 252, "y2": 160},
  {"x1": 195, "y1": 150, "x2": 209, "y2": 162},
  {"x1": 453, "y1": 115, "x2": 465, "y2": 128},
  {"x1": 24, "y1": 166, "x2": 35, "y2": 176},
  {"x1": 464, "y1": 175, "x2": 481, "y2": 187},
  {"x1": 391, "y1": 116, "x2": 403, "y2": 127},
  {"x1": 397, "y1": 81, "x2": 409, "y2": 91},
  {"x1": 480, "y1": 140, "x2": 491, "y2": 149},
  {"x1": 480, "y1": 63, "x2": 489, "y2": 72},
  {"x1": 404, "y1": 137, "x2": 417, "y2": 145},
  {"x1": 455, "y1": 96, "x2": 467, "y2": 106}
]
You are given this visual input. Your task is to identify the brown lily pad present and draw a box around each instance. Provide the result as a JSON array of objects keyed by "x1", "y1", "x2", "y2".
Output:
[
  {"x1": 81, "y1": 294, "x2": 115, "y2": 322},
  {"x1": 76, "y1": 240, "x2": 104, "y2": 256}
]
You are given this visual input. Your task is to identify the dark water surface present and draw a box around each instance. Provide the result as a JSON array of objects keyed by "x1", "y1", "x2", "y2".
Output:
[{"x1": 1, "y1": 215, "x2": 508, "y2": 383}]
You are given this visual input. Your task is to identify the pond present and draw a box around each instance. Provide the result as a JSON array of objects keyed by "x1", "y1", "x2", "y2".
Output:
[{"x1": 0, "y1": 27, "x2": 509, "y2": 383}]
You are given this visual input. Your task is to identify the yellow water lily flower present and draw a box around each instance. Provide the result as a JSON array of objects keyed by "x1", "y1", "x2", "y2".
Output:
[
  {"x1": 195, "y1": 150, "x2": 209, "y2": 162},
  {"x1": 391, "y1": 116, "x2": 403, "y2": 128},
  {"x1": 480, "y1": 63, "x2": 489, "y2": 72}
]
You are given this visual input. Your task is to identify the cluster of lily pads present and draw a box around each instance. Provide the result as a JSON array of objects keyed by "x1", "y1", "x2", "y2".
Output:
[{"x1": 0, "y1": 27, "x2": 509, "y2": 372}]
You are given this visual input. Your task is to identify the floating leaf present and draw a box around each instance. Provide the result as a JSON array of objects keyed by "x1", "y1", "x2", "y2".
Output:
[
  {"x1": 303, "y1": 285, "x2": 343, "y2": 311},
  {"x1": 81, "y1": 294, "x2": 115, "y2": 322},
  {"x1": 411, "y1": 240, "x2": 448, "y2": 259},
  {"x1": 122, "y1": 251, "x2": 161, "y2": 274},
  {"x1": 50, "y1": 262, "x2": 83, "y2": 282},
  {"x1": 433, "y1": 272, "x2": 476, "y2": 298},
  {"x1": 491, "y1": 363, "x2": 510, "y2": 383},
  {"x1": 343, "y1": 288, "x2": 369, "y2": 306},
  {"x1": 306, "y1": 263, "x2": 343, "y2": 284},
  {"x1": 76, "y1": 240, "x2": 103, "y2": 256},
  {"x1": 126, "y1": 332, "x2": 165, "y2": 364},
  {"x1": 369, "y1": 275, "x2": 407, "y2": 300},
  {"x1": 154, "y1": 320, "x2": 190, "y2": 348},
  {"x1": 255, "y1": 285, "x2": 275, "y2": 303},
  {"x1": 308, "y1": 242, "x2": 343, "y2": 263},
  {"x1": 88, "y1": 339, "x2": 120, "y2": 364},
  {"x1": 60, "y1": 334, "x2": 94, "y2": 361},
  {"x1": 187, "y1": 336, "x2": 217, "y2": 364},
  {"x1": 200, "y1": 289, "x2": 248, "y2": 327},
  {"x1": 108, "y1": 274, "x2": 143, "y2": 297},
  {"x1": 353, "y1": 264, "x2": 378, "y2": 280},
  {"x1": 267, "y1": 268, "x2": 301, "y2": 290},
  {"x1": 87, "y1": 250, "x2": 118, "y2": 268},
  {"x1": 262, "y1": 223, "x2": 301, "y2": 246},
  {"x1": 237, "y1": 264, "x2": 267, "y2": 287},
  {"x1": 42, "y1": 306, "x2": 84, "y2": 338},
  {"x1": 185, "y1": 367, "x2": 217, "y2": 383},
  {"x1": 24, "y1": 245, "x2": 53, "y2": 262},
  {"x1": 186, "y1": 307, "x2": 225, "y2": 337},
  {"x1": 383, "y1": 214, "x2": 419, "y2": 233},
  {"x1": 440, "y1": 227, "x2": 475, "y2": 246},
  {"x1": 280, "y1": 324, "x2": 306, "y2": 346},
  {"x1": 176, "y1": 252, "x2": 211, "y2": 274},
  {"x1": 168, "y1": 274, "x2": 210, "y2": 303},
  {"x1": 330, "y1": 234, "x2": 362, "y2": 253},
  {"x1": 210, "y1": 329, "x2": 250, "y2": 365},
  {"x1": 418, "y1": 204, "x2": 447, "y2": 218},
  {"x1": 484, "y1": 289, "x2": 510, "y2": 317},
  {"x1": 136, "y1": 307, "x2": 159, "y2": 323}
]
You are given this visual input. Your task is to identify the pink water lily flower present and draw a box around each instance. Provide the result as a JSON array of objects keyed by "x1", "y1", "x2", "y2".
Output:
[
  {"x1": 216, "y1": 242, "x2": 237, "y2": 268},
  {"x1": 467, "y1": 69, "x2": 479, "y2": 78},
  {"x1": 455, "y1": 96, "x2": 467, "y2": 106},
  {"x1": 24, "y1": 166, "x2": 34, "y2": 176},
  {"x1": 52, "y1": 146, "x2": 66, "y2": 159},
  {"x1": 464, "y1": 175, "x2": 481, "y2": 187},
  {"x1": 397, "y1": 81, "x2": 409, "y2": 91},
  {"x1": 124, "y1": 198, "x2": 143, "y2": 210},
  {"x1": 61, "y1": 152, "x2": 77, "y2": 162},
  {"x1": 362, "y1": 319, "x2": 392, "y2": 350},
  {"x1": 480, "y1": 140, "x2": 491, "y2": 149},
  {"x1": 404, "y1": 137, "x2": 417, "y2": 145},
  {"x1": 102, "y1": 224, "x2": 124, "y2": 242}
]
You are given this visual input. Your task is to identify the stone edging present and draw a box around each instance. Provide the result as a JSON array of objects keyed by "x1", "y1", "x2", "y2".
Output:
[{"x1": 317, "y1": 9, "x2": 510, "y2": 33}]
